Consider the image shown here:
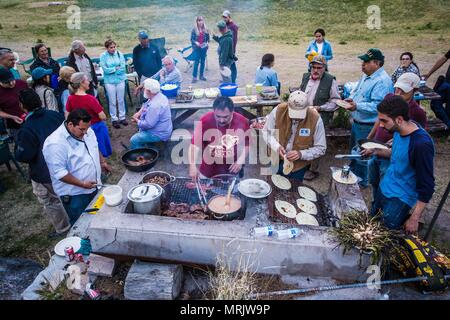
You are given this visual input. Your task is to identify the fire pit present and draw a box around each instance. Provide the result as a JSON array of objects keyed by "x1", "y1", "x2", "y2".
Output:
[
  {"x1": 267, "y1": 178, "x2": 336, "y2": 227},
  {"x1": 124, "y1": 177, "x2": 247, "y2": 221}
]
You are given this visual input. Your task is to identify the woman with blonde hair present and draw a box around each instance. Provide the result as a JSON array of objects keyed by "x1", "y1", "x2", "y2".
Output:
[
  {"x1": 65, "y1": 72, "x2": 112, "y2": 157},
  {"x1": 56, "y1": 65, "x2": 76, "y2": 113},
  {"x1": 190, "y1": 16, "x2": 210, "y2": 83}
]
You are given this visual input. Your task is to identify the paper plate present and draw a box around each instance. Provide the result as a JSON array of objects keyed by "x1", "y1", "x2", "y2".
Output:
[
  {"x1": 238, "y1": 179, "x2": 272, "y2": 199},
  {"x1": 332, "y1": 170, "x2": 358, "y2": 184},
  {"x1": 54, "y1": 236, "x2": 82, "y2": 256}
]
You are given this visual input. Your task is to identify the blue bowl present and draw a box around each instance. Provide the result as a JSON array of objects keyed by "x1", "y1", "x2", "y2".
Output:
[
  {"x1": 219, "y1": 83, "x2": 238, "y2": 97},
  {"x1": 160, "y1": 83, "x2": 179, "y2": 98}
]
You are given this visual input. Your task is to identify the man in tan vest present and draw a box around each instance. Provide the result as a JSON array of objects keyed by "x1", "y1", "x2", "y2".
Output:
[{"x1": 263, "y1": 90, "x2": 327, "y2": 181}]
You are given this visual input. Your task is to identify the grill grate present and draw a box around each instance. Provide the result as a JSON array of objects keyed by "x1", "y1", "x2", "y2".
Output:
[{"x1": 267, "y1": 177, "x2": 335, "y2": 227}]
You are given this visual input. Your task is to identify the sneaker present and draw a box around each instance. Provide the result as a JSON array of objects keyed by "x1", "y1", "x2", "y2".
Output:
[
  {"x1": 303, "y1": 170, "x2": 319, "y2": 181},
  {"x1": 120, "y1": 119, "x2": 128, "y2": 126},
  {"x1": 192, "y1": 78, "x2": 198, "y2": 83},
  {"x1": 112, "y1": 121, "x2": 120, "y2": 129},
  {"x1": 200, "y1": 76, "x2": 207, "y2": 81}
]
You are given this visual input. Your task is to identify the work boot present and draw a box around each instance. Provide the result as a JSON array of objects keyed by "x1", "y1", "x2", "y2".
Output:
[
  {"x1": 120, "y1": 119, "x2": 128, "y2": 126},
  {"x1": 200, "y1": 76, "x2": 207, "y2": 81},
  {"x1": 303, "y1": 170, "x2": 319, "y2": 181},
  {"x1": 112, "y1": 121, "x2": 120, "y2": 129}
]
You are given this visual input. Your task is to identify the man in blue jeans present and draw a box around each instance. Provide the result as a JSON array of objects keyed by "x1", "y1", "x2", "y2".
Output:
[
  {"x1": 362, "y1": 96, "x2": 435, "y2": 232},
  {"x1": 130, "y1": 78, "x2": 173, "y2": 149}
]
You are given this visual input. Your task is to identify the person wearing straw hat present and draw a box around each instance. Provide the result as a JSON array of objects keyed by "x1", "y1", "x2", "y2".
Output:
[{"x1": 262, "y1": 90, "x2": 327, "y2": 181}]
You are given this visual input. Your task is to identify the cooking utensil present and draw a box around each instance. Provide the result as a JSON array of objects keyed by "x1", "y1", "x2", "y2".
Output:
[
  {"x1": 141, "y1": 171, "x2": 175, "y2": 206},
  {"x1": 194, "y1": 177, "x2": 207, "y2": 211},
  {"x1": 121, "y1": 144, "x2": 159, "y2": 173},
  {"x1": 83, "y1": 207, "x2": 100, "y2": 213},
  {"x1": 197, "y1": 176, "x2": 208, "y2": 206},
  {"x1": 335, "y1": 154, "x2": 363, "y2": 159},
  {"x1": 127, "y1": 183, "x2": 163, "y2": 215},
  {"x1": 208, "y1": 194, "x2": 243, "y2": 221},
  {"x1": 225, "y1": 177, "x2": 237, "y2": 208}
]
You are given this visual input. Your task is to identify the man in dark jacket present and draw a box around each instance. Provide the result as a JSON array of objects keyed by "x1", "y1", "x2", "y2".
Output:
[
  {"x1": 15, "y1": 89, "x2": 70, "y2": 237},
  {"x1": 133, "y1": 31, "x2": 162, "y2": 83},
  {"x1": 213, "y1": 21, "x2": 237, "y2": 83},
  {"x1": 66, "y1": 40, "x2": 98, "y2": 96}
]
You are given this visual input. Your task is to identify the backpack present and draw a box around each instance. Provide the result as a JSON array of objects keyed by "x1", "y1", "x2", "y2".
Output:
[{"x1": 389, "y1": 235, "x2": 449, "y2": 293}]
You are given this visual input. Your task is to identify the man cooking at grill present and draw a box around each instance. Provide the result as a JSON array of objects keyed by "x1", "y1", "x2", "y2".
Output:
[
  {"x1": 189, "y1": 96, "x2": 249, "y2": 179},
  {"x1": 262, "y1": 90, "x2": 327, "y2": 181}
]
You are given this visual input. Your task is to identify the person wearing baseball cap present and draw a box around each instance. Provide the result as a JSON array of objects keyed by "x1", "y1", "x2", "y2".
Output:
[
  {"x1": 262, "y1": 90, "x2": 327, "y2": 181},
  {"x1": 341, "y1": 48, "x2": 393, "y2": 185},
  {"x1": 132, "y1": 30, "x2": 162, "y2": 86},
  {"x1": 222, "y1": 10, "x2": 238, "y2": 54},
  {"x1": 129, "y1": 78, "x2": 172, "y2": 149},
  {"x1": 299, "y1": 54, "x2": 340, "y2": 181},
  {"x1": 31, "y1": 67, "x2": 59, "y2": 112},
  {"x1": 0, "y1": 67, "x2": 28, "y2": 140},
  {"x1": 364, "y1": 72, "x2": 427, "y2": 204},
  {"x1": 213, "y1": 20, "x2": 237, "y2": 83}
]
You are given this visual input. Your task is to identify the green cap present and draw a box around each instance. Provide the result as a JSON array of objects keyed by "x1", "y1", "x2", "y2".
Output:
[
  {"x1": 358, "y1": 48, "x2": 384, "y2": 62},
  {"x1": 216, "y1": 20, "x2": 226, "y2": 29}
]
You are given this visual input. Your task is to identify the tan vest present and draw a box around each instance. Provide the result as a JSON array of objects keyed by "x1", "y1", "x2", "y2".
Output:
[{"x1": 275, "y1": 103, "x2": 320, "y2": 172}]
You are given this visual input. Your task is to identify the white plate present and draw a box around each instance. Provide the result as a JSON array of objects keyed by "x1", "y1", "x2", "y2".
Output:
[
  {"x1": 332, "y1": 170, "x2": 358, "y2": 184},
  {"x1": 54, "y1": 236, "x2": 82, "y2": 256},
  {"x1": 238, "y1": 179, "x2": 272, "y2": 199}
]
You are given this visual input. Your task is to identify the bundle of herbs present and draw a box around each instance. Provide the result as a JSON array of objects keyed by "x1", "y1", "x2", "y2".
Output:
[{"x1": 329, "y1": 211, "x2": 397, "y2": 264}]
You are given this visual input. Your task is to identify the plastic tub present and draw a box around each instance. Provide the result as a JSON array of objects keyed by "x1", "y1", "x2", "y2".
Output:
[
  {"x1": 103, "y1": 185, "x2": 123, "y2": 206},
  {"x1": 219, "y1": 83, "x2": 238, "y2": 97},
  {"x1": 160, "y1": 83, "x2": 179, "y2": 98}
]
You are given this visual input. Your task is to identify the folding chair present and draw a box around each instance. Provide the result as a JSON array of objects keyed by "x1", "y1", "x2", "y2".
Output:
[
  {"x1": 0, "y1": 136, "x2": 27, "y2": 182},
  {"x1": 177, "y1": 44, "x2": 208, "y2": 73},
  {"x1": 18, "y1": 46, "x2": 54, "y2": 75}
]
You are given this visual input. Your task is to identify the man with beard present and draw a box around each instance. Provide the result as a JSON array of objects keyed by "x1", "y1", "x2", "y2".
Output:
[{"x1": 362, "y1": 95, "x2": 435, "y2": 232}]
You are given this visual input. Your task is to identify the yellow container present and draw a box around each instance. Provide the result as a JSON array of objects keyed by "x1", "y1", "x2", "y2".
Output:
[
  {"x1": 246, "y1": 84, "x2": 253, "y2": 96},
  {"x1": 255, "y1": 83, "x2": 263, "y2": 93}
]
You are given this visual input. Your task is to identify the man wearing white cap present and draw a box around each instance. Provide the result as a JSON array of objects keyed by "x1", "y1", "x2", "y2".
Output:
[
  {"x1": 130, "y1": 78, "x2": 172, "y2": 149},
  {"x1": 364, "y1": 72, "x2": 427, "y2": 203},
  {"x1": 263, "y1": 90, "x2": 327, "y2": 181}
]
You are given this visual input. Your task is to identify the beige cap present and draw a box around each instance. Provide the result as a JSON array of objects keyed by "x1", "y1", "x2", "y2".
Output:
[
  {"x1": 311, "y1": 55, "x2": 326, "y2": 65},
  {"x1": 394, "y1": 72, "x2": 420, "y2": 93},
  {"x1": 288, "y1": 90, "x2": 308, "y2": 119}
]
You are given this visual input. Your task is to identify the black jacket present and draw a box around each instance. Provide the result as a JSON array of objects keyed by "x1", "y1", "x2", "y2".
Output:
[
  {"x1": 66, "y1": 51, "x2": 98, "y2": 86},
  {"x1": 30, "y1": 57, "x2": 60, "y2": 75},
  {"x1": 15, "y1": 108, "x2": 64, "y2": 184}
]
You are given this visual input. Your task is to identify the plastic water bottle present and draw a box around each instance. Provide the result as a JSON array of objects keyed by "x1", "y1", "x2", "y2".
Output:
[
  {"x1": 253, "y1": 226, "x2": 275, "y2": 237},
  {"x1": 276, "y1": 228, "x2": 301, "y2": 240}
]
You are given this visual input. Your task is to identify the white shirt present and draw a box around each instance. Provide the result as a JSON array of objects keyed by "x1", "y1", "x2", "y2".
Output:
[
  {"x1": 303, "y1": 78, "x2": 340, "y2": 111},
  {"x1": 316, "y1": 42, "x2": 324, "y2": 55},
  {"x1": 43, "y1": 123, "x2": 101, "y2": 196},
  {"x1": 262, "y1": 106, "x2": 327, "y2": 161}
]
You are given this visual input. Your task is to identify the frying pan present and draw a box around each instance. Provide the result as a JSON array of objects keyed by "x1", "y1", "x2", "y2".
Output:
[{"x1": 121, "y1": 143, "x2": 159, "y2": 173}]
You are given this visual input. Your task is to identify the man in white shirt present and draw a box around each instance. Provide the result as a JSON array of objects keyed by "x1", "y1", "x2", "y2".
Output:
[
  {"x1": 262, "y1": 90, "x2": 327, "y2": 181},
  {"x1": 43, "y1": 109, "x2": 111, "y2": 225},
  {"x1": 299, "y1": 55, "x2": 340, "y2": 180}
]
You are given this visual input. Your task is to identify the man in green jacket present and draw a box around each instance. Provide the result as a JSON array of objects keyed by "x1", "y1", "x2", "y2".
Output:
[{"x1": 213, "y1": 21, "x2": 237, "y2": 83}]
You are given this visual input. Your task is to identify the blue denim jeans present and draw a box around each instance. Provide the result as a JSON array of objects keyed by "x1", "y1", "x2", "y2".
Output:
[
  {"x1": 193, "y1": 50, "x2": 206, "y2": 79},
  {"x1": 430, "y1": 80, "x2": 450, "y2": 127},
  {"x1": 130, "y1": 131, "x2": 162, "y2": 149},
  {"x1": 61, "y1": 190, "x2": 97, "y2": 226},
  {"x1": 368, "y1": 156, "x2": 391, "y2": 201},
  {"x1": 371, "y1": 189, "x2": 411, "y2": 230},
  {"x1": 277, "y1": 163, "x2": 310, "y2": 182},
  {"x1": 230, "y1": 62, "x2": 237, "y2": 84},
  {"x1": 349, "y1": 121, "x2": 374, "y2": 151}
]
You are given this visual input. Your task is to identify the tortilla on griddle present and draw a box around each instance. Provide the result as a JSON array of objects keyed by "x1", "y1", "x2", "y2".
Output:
[
  {"x1": 271, "y1": 174, "x2": 292, "y2": 190},
  {"x1": 296, "y1": 198, "x2": 318, "y2": 215},
  {"x1": 298, "y1": 186, "x2": 317, "y2": 202},
  {"x1": 275, "y1": 200, "x2": 297, "y2": 218},
  {"x1": 295, "y1": 212, "x2": 319, "y2": 226}
]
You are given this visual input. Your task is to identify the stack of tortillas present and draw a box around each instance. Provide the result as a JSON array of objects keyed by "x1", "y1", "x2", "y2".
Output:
[{"x1": 271, "y1": 174, "x2": 291, "y2": 190}]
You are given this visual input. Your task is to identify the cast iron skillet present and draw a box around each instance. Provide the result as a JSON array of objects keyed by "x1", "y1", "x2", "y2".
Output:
[
  {"x1": 121, "y1": 143, "x2": 159, "y2": 173},
  {"x1": 357, "y1": 138, "x2": 390, "y2": 150}
]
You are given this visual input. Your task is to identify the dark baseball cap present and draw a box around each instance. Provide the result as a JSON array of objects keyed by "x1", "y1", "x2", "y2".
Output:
[
  {"x1": 0, "y1": 67, "x2": 14, "y2": 83},
  {"x1": 138, "y1": 30, "x2": 149, "y2": 39},
  {"x1": 358, "y1": 48, "x2": 385, "y2": 62}
]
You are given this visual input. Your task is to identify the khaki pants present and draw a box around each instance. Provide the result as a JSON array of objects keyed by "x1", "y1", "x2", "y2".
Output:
[{"x1": 31, "y1": 181, "x2": 71, "y2": 234}]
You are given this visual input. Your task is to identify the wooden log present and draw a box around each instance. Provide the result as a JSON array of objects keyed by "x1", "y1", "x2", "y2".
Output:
[
  {"x1": 328, "y1": 169, "x2": 368, "y2": 220},
  {"x1": 124, "y1": 260, "x2": 183, "y2": 300}
]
